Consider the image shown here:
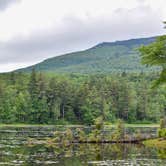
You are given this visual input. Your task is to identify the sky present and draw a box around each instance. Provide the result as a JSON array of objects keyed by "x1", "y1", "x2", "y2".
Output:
[{"x1": 0, "y1": 0, "x2": 166, "y2": 72}]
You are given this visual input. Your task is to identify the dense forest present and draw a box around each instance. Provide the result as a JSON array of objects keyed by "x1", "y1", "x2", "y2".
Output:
[{"x1": 0, "y1": 70, "x2": 165, "y2": 124}]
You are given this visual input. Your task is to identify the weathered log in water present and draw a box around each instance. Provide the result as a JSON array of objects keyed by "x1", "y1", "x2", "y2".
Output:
[{"x1": 71, "y1": 137, "x2": 157, "y2": 144}]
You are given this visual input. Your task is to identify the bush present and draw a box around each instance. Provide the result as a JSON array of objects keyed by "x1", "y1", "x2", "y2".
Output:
[
  {"x1": 117, "y1": 119, "x2": 125, "y2": 139},
  {"x1": 160, "y1": 118, "x2": 166, "y2": 129},
  {"x1": 94, "y1": 116, "x2": 104, "y2": 130},
  {"x1": 158, "y1": 128, "x2": 166, "y2": 138},
  {"x1": 75, "y1": 128, "x2": 86, "y2": 142},
  {"x1": 111, "y1": 119, "x2": 125, "y2": 141}
]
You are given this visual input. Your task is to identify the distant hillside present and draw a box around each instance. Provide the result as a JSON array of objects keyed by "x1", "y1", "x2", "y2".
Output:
[{"x1": 17, "y1": 36, "x2": 158, "y2": 74}]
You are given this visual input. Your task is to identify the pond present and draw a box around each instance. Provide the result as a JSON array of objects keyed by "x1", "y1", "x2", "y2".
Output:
[{"x1": 0, "y1": 126, "x2": 165, "y2": 166}]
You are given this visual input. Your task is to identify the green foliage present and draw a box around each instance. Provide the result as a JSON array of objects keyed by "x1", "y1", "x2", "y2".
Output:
[
  {"x1": 75, "y1": 128, "x2": 86, "y2": 142},
  {"x1": 64, "y1": 128, "x2": 73, "y2": 141},
  {"x1": 87, "y1": 116, "x2": 104, "y2": 142},
  {"x1": 114, "y1": 119, "x2": 125, "y2": 140},
  {"x1": 158, "y1": 128, "x2": 166, "y2": 138},
  {"x1": 0, "y1": 71, "x2": 165, "y2": 124},
  {"x1": 53, "y1": 128, "x2": 74, "y2": 146},
  {"x1": 143, "y1": 138, "x2": 166, "y2": 150},
  {"x1": 158, "y1": 118, "x2": 166, "y2": 138},
  {"x1": 94, "y1": 116, "x2": 104, "y2": 130},
  {"x1": 139, "y1": 27, "x2": 166, "y2": 86},
  {"x1": 88, "y1": 129, "x2": 103, "y2": 142},
  {"x1": 160, "y1": 118, "x2": 166, "y2": 129}
]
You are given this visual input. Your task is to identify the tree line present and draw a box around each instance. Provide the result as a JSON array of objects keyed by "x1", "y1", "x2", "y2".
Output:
[{"x1": 0, "y1": 70, "x2": 165, "y2": 124}]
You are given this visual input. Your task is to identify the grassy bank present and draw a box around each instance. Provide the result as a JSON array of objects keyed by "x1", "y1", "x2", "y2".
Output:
[
  {"x1": 0, "y1": 123, "x2": 159, "y2": 128},
  {"x1": 0, "y1": 124, "x2": 83, "y2": 128}
]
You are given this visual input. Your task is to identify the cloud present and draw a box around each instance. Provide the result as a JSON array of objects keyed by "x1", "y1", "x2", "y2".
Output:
[
  {"x1": 0, "y1": 0, "x2": 165, "y2": 72},
  {"x1": 0, "y1": 0, "x2": 20, "y2": 11}
]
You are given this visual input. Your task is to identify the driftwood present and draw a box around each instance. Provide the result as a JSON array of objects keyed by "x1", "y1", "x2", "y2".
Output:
[{"x1": 71, "y1": 137, "x2": 157, "y2": 144}]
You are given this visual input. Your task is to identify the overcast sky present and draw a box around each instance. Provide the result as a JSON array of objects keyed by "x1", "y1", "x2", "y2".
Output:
[{"x1": 0, "y1": 0, "x2": 165, "y2": 72}]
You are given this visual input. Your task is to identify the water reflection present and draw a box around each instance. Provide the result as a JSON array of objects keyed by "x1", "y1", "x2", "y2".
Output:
[{"x1": 0, "y1": 126, "x2": 165, "y2": 166}]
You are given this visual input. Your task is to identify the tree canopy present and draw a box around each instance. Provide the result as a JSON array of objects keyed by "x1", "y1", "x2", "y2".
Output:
[
  {"x1": 0, "y1": 71, "x2": 165, "y2": 124},
  {"x1": 139, "y1": 23, "x2": 166, "y2": 86}
]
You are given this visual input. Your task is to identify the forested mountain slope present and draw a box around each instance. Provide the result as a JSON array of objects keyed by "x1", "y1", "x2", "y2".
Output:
[{"x1": 17, "y1": 37, "x2": 157, "y2": 73}]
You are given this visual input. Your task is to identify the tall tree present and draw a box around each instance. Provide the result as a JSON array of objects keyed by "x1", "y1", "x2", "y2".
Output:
[
  {"x1": 28, "y1": 69, "x2": 38, "y2": 98},
  {"x1": 28, "y1": 69, "x2": 39, "y2": 122},
  {"x1": 47, "y1": 77, "x2": 60, "y2": 122}
]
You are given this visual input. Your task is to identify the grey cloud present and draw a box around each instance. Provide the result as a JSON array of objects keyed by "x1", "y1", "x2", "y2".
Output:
[
  {"x1": 0, "y1": 0, "x2": 20, "y2": 11},
  {"x1": 0, "y1": 5, "x2": 165, "y2": 68}
]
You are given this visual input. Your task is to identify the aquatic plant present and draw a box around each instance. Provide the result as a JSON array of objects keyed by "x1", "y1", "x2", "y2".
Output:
[
  {"x1": 111, "y1": 119, "x2": 125, "y2": 141},
  {"x1": 75, "y1": 128, "x2": 86, "y2": 142}
]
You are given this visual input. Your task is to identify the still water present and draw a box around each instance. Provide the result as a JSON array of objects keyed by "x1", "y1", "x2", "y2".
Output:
[{"x1": 0, "y1": 126, "x2": 165, "y2": 166}]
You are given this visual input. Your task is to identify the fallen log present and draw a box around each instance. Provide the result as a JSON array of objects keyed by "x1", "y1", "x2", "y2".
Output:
[{"x1": 71, "y1": 138, "x2": 154, "y2": 144}]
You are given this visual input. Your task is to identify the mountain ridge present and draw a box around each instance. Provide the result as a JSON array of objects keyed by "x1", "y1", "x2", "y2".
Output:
[{"x1": 16, "y1": 36, "x2": 157, "y2": 74}]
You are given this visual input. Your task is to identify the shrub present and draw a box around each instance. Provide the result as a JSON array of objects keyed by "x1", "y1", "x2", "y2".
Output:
[
  {"x1": 117, "y1": 119, "x2": 125, "y2": 139},
  {"x1": 158, "y1": 128, "x2": 166, "y2": 138},
  {"x1": 94, "y1": 116, "x2": 104, "y2": 130},
  {"x1": 75, "y1": 128, "x2": 86, "y2": 142},
  {"x1": 111, "y1": 119, "x2": 125, "y2": 141},
  {"x1": 160, "y1": 118, "x2": 166, "y2": 129}
]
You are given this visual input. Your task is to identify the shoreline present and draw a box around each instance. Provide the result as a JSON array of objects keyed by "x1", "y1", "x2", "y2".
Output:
[{"x1": 0, "y1": 124, "x2": 159, "y2": 128}]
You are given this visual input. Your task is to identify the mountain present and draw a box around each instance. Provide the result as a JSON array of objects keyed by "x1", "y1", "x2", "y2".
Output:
[{"x1": 17, "y1": 36, "x2": 157, "y2": 74}]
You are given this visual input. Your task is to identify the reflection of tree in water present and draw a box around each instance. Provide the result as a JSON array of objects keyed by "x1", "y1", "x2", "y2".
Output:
[
  {"x1": 25, "y1": 144, "x2": 57, "y2": 165},
  {"x1": 23, "y1": 143, "x2": 166, "y2": 165},
  {"x1": 27, "y1": 144, "x2": 131, "y2": 159},
  {"x1": 50, "y1": 144, "x2": 133, "y2": 160}
]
